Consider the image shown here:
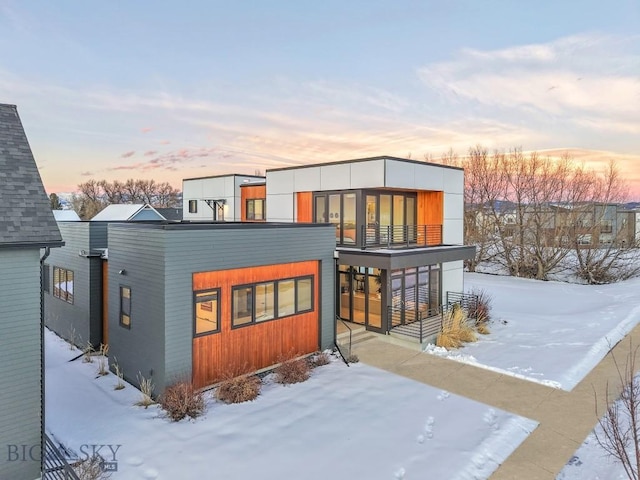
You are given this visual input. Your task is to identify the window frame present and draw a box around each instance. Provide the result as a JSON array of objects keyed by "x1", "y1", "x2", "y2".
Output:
[
  {"x1": 193, "y1": 288, "x2": 221, "y2": 337},
  {"x1": 188, "y1": 199, "x2": 198, "y2": 213},
  {"x1": 246, "y1": 198, "x2": 266, "y2": 220},
  {"x1": 119, "y1": 285, "x2": 132, "y2": 329},
  {"x1": 231, "y1": 275, "x2": 314, "y2": 329},
  {"x1": 52, "y1": 266, "x2": 74, "y2": 304}
]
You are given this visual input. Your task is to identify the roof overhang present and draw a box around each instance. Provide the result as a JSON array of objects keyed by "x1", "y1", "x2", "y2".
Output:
[{"x1": 335, "y1": 245, "x2": 476, "y2": 270}]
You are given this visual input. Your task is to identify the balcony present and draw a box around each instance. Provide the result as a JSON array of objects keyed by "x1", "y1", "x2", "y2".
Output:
[{"x1": 358, "y1": 224, "x2": 443, "y2": 249}]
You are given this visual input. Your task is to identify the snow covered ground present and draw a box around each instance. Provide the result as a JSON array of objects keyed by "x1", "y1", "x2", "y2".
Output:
[
  {"x1": 45, "y1": 330, "x2": 536, "y2": 480},
  {"x1": 426, "y1": 273, "x2": 640, "y2": 391}
]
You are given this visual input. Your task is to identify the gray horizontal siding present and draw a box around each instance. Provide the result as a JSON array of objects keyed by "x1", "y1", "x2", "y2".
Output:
[
  {"x1": 163, "y1": 226, "x2": 336, "y2": 384},
  {"x1": 44, "y1": 223, "x2": 97, "y2": 345},
  {"x1": 0, "y1": 249, "x2": 42, "y2": 480},
  {"x1": 107, "y1": 226, "x2": 166, "y2": 392}
]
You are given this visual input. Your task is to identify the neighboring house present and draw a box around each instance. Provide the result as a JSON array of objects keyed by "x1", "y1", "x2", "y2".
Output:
[
  {"x1": 90, "y1": 203, "x2": 166, "y2": 221},
  {"x1": 182, "y1": 174, "x2": 265, "y2": 222},
  {"x1": 186, "y1": 156, "x2": 475, "y2": 340},
  {"x1": 0, "y1": 104, "x2": 63, "y2": 480},
  {"x1": 52, "y1": 209, "x2": 81, "y2": 221},
  {"x1": 155, "y1": 207, "x2": 183, "y2": 221}
]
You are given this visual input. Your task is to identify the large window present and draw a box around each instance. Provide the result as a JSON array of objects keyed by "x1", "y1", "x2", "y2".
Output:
[
  {"x1": 188, "y1": 200, "x2": 198, "y2": 213},
  {"x1": 194, "y1": 289, "x2": 220, "y2": 336},
  {"x1": 53, "y1": 266, "x2": 74, "y2": 304},
  {"x1": 120, "y1": 286, "x2": 131, "y2": 329},
  {"x1": 232, "y1": 276, "x2": 314, "y2": 328},
  {"x1": 246, "y1": 199, "x2": 265, "y2": 220}
]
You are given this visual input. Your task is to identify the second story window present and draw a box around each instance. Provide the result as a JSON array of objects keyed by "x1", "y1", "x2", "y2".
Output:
[
  {"x1": 188, "y1": 200, "x2": 198, "y2": 213},
  {"x1": 246, "y1": 199, "x2": 265, "y2": 220}
]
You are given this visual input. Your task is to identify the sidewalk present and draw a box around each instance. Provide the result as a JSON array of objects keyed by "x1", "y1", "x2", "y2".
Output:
[{"x1": 351, "y1": 323, "x2": 640, "y2": 479}]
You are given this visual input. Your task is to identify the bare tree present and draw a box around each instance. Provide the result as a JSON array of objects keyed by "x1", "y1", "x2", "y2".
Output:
[
  {"x1": 73, "y1": 178, "x2": 181, "y2": 219},
  {"x1": 595, "y1": 341, "x2": 640, "y2": 480}
]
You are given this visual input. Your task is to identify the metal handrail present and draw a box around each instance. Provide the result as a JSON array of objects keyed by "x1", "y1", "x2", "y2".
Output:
[
  {"x1": 42, "y1": 433, "x2": 80, "y2": 480},
  {"x1": 360, "y1": 224, "x2": 443, "y2": 249},
  {"x1": 334, "y1": 317, "x2": 352, "y2": 366}
]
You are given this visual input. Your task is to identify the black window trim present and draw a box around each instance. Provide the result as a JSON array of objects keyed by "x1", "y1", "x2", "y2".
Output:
[
  {"x1": 246, "y1": 198, "x2": 266, "y2": 221},
  {"x1": 119, "y1": 285, "x2": 132, "y2": 329},
  {"x1": 188, "y1": 199, "x2": 198, "y2": 213},
  {"x1": 52, "y1": 266, "x2": 74, "y2": 304},
  {"x1": 193, "y1": 288, "x2": 221, "y2": 337},
  {"x1": 231, "y1": 275, "x2": 315, "y2": 329}
]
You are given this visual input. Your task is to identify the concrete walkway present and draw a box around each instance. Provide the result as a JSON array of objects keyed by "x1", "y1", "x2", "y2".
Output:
[{"x1": 351, "y1": 323, "x2": 640, "y2": 479}]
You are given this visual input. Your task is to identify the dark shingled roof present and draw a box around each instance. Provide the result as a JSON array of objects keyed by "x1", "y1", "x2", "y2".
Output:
[{"x1": 0, "y1": 104, "x2": 63, "y2": 248}]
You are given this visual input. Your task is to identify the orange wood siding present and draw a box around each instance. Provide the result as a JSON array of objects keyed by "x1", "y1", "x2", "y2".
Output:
[
  {"x1": 240, "y1": 184, "x2": 266, "y2": 221},
  {"x1": 102, "y1": 260, "x2": 109, "y2": 346},
  {"x1": 296, "y1": 192, "x2": 313, "y2": 222},
  {"x1": 417, "y1": 191, "x2": 444, "y2": 245},
  {"x1": 192, "y1": 260, "x2": 319, "y2": 388}
]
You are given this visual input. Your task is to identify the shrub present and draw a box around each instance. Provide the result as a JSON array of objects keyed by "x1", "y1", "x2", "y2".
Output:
[
  {"x1": 112, "y1": 357, "x2": 125, "y2": 390},
  {"x1": 346, "y1": 353, "x2": 359, "y2": 364},
  {"x1": 159, "y1": 380, "x2": 205, "y2": 421},
  {"x1": 82, "y1": 342, "x2": 95, "y2": 363},
  {"x1": 134, "y1": 372, "x2": 155, "y2": 408},
  {"x1": 471, "y1": 288, "x2": 493, "y2": 324},
  {"x1": 436, "y1": 303, "x2": 477, "y2": 349},
  {"x1": 96, "y1": 344, "x2": 109, "y2": 376},
  {"x1": 311, "y1": 351, "x2": 331, "y2": 367},
  {"x1": 74, "y1": 453, "x2": 112, "y2": 480},
  {"x1": 274, "y1": 356, "x2": 311, "y2": 384},
  {"x1": 476, "y1": 323, "x2": 491, "y2": 335},
  {"x1": 215, "y1": 375, "x2": 262, "y2": 404}
]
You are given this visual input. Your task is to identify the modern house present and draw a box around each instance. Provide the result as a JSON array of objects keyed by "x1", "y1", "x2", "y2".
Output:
[
  {"x1": 185, "y1": 156, "x2": 475, "y2": 340},
  {"x1": 44, "y1": 156, "x2": 473, "y2": 395},
  {"x1": 182, "y1": 174, "x2": 266, "y2": 222},
  {"x1": 0, "y1": 104, "x2": 63, "y2": 480}
]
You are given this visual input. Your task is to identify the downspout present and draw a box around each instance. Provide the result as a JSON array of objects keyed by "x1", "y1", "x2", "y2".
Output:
[{"x1": 40, "y1": 247, "x2": 50, "y2": 476}]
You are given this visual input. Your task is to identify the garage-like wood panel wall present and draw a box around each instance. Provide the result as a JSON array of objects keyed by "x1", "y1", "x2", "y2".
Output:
[
  {"x1": 192, "y1": 260, "x2": 319, "y2": 388},
  {"x1": 296, "y1": 192, "x2": 313, "y2": 222}
]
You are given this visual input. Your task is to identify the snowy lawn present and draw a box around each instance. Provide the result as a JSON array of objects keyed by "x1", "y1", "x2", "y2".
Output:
[
  {"x1": 425, "y1": 273, "x2": 640, "y2": 390},
  {"x1": 45, "y1": 329, "x2": 537, "y2": 480}
]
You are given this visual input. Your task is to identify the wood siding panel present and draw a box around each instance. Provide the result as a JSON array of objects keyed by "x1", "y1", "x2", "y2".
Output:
[
  {"x1": 296, "y1": 191, "x2": 313, "y2": 222},
  {"x1": 192, "y1": 260, "x2": 319, "y2": 388},
  {"x1": 240, "y1": 185, "x2": 266, "y2": 221},
  {"x1": 418, "y1": 191, "x2": 444, "y2": 245}
]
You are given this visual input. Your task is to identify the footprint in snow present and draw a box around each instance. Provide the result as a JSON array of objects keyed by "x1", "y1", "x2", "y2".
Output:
[
  {"x1": 124, "y1": 456, "x2": 144, "y2": 466},
  {"x1": 416, "y1": 434, "x2": 425, "y2": 444},
  {"x1": 437, "y1": 390, "x2": 450, "y2": 401},
  {"x1": 483, "y1": 409, "x2": 499, "y2": 430},
  {"x1": 142, "y1": 468, "x2": 159, "y2": 478},
  {"x1": 424, "y1": 416, "x2": 435, "y2": 439},
  {"x1": 394, "y1": 467, "x2": 406, "y2": 479}
]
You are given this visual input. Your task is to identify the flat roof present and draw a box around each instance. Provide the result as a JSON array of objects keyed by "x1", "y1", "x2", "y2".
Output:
[
  {"x1": 182, "y1": 173, "x2": 266, "y2": 182},
  {"x1": 266, "y1": 155, "x2": 463, "y2": 173},
  {"x1": 109, "y1": 221, "x2": 335, "y2": 231}
]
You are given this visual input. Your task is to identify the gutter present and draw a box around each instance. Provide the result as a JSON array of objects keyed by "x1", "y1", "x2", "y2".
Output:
[{"x1": 40, "y1": 247, "x2": 50, "y2": 476}]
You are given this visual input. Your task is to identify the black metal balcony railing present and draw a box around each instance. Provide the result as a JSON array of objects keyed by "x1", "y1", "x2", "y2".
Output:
[{"x1": 360, "y1": 224, "x2": 443, "y2": 248}]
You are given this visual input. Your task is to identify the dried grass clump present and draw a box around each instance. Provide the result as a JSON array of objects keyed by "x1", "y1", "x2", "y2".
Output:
[
  {"x1": 471, "y1": 288, "x2": 493, "y2": 324},
  {"x1": 215, "y1": 375, "x2": 262, "y2": 404},
  {"x1": 311, "y1": 351, "x2": 331, "y2": 367},
  {"x1": 74, "y1": 454, "x2": 112, "y2": 480},
  {"x1": 436, "y1": 304, "x2": 477, "y2": 348},
  {"x1": 274, "y1": 356, "x2": 311, "y2": 385},
  {"x1": 134, "y1": 372, "x2": 155, "y2": 408},
  {"x1": 476, "y1": 323, "x2": 491, "y2": 335},
  {"x1": 347, "y1": 353, "x2": 360, "y2": 364},
  {"x1": 159, "y1": 380, "x2": 205, "y2": 421},
  {"x1": 96, "y1": 343, "x2": 109, "y2": 376}
]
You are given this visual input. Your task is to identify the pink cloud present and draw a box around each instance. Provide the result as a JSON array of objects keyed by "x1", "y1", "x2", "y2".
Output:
[
  {"x1": 159, "y1": 140, "x2": 171, "y2": 145},
  {"x1": 141, "y1": 127, "x2": 153, "y2": 133},
  {"x1": 80, "y1": 171, "x2": 93, "y2": 176},
  {"x1": 144, "y1": 150, "x2": 158, "y2": 156},
  {"x1": 120, "y1": 151, "x2": 136, "y2": 158}
]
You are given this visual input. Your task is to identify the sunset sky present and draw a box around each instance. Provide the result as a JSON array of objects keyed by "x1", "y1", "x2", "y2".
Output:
[{"x1": 1, "y1": 1, "x2": 639, "y2": 197}]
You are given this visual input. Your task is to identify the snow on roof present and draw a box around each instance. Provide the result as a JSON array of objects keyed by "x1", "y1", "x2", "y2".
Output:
[
  {"x1": 90, "y1": 204, "x2": 165, "y2": 221},
  {"x1": 53, "y1": 209, "x2": 81, "y2": 221}
]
